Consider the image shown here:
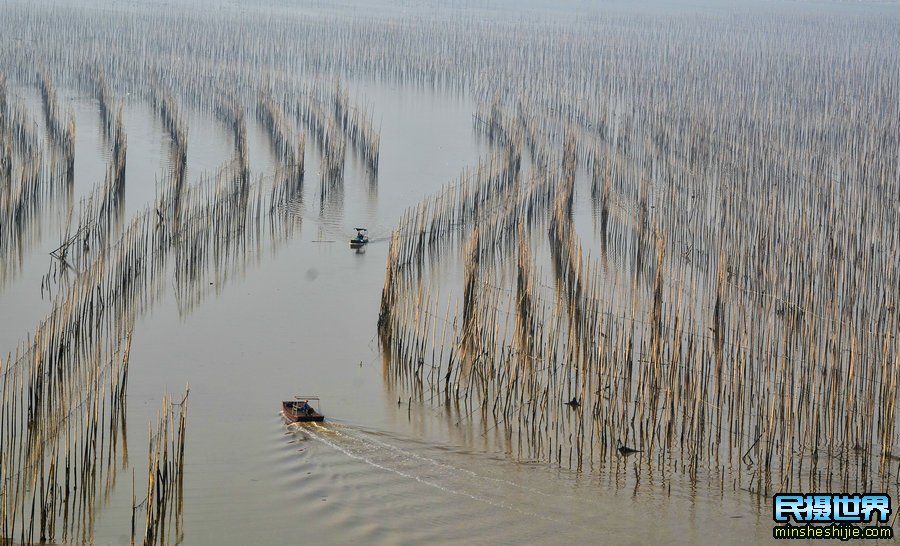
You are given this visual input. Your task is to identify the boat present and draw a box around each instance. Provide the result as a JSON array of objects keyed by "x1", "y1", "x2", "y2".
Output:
[
  {"x1": 282, "y1": 397, "x2": 325, "y2": 422},
  {"x1": 350, "y1": 227, "x2": 369, "y2": 248}
]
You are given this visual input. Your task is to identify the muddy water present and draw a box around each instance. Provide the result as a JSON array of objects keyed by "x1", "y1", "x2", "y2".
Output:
[{"x1": 2, "y1": 78, "x2": 776, "y2": 544}]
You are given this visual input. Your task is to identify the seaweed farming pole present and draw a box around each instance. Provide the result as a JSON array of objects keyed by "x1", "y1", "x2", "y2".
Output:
[
  {"x1": 216, "y1": 90, "x2": 250, "y2": 181},
  {"x1": 332, "y1": 79, "x2": 380, "y2": 173},
  {"x1": 257, "y1": 86, "x2": 304, "y2": 204},
  {"x1": 150, "y1": 83, "x2": 189, "y2": 226},
  {"x1": 377, "y1": 230, "x2": 401, "y2": 341},
  {"x1": 0, "y1": 324, "x2": 133, "y2": 544},
  {"x1": 135, "y1": 388, "x2": 189, "y2": 546},
  {"x1": 256, "y1": 86, "x2": 297, "y2": 167},
  {"x1": 1, "y1": 77, "x2": 52, "y2": 288},
  {"x1": 37, "y1": 67, "x2": 75, "y2": 185},
  {"x1": 296, "y1": 87, "x2": 345, "y2": 190},
  {"x1": 108, "y1": 103, "x2": 127, "y2": 212},
  {"x1": 95, "y1": 69, "x2": 114, "y2": 137}
]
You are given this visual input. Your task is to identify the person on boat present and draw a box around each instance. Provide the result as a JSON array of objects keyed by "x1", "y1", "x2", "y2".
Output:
[{"x1": 300, "y1": 400, "x2": 312, "y2": 415}]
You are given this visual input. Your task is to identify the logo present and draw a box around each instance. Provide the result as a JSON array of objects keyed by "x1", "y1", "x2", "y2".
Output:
[
  {"x1": 774, "y1": 494, "x2": 891, "y2": 524},
  {"x1": 772, "y1": 494, "x2": 894, "y2": 540}
]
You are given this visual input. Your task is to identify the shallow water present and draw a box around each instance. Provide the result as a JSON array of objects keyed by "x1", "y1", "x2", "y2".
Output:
[{"x1": 5, "y1": 6, "x2": 889, "y2": 542}]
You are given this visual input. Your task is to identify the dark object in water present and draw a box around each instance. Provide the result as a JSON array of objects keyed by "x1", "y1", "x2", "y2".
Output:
[
  {"x1": 282, "y1": 398, "x2": 325, "y2": 422},
  {"x1": 564, "y1": 397, "x2": 580, "y2": 408},
  {"x1": 350, "y1": 227, "x2": 369, "y2": 248},
  {"x1": 617, "y1": 440, "x2": 641, "y2": 455}
]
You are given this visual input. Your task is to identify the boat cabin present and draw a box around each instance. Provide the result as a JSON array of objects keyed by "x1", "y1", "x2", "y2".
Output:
[
  {"x1": 282, "y1": 397, "x2": 325, "y2": 422},
  {"x1": 350, "y1": 227, "x2": 369, "y2": 248}
]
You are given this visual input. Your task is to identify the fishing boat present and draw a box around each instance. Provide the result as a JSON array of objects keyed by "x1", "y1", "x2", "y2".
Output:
[
  {"x1": 350, "y1": 227, "x2": 369, "y2": 248},
  {"x1": 282, "y1": 397, "x2": 325, "y2": 422}
]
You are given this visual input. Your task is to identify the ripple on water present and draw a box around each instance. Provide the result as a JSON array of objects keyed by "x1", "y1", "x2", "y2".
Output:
[{"x1": 268, "y1": 422, "x2": 614, "y2": 544}]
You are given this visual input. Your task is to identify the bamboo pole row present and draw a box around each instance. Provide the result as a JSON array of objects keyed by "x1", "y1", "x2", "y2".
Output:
[
  {"x1": 0, "y1": 78, "x2": 53, "y2": 290},
  {"x1": 212, "y1": 88, "x2": 249, "y2": 180},
  {"x1": 295, "y1": 83, "x2": 346, "y2": 191},
  {"x1": 0, "y1": 321, "x2": 132, "y2": 544},
  {"x1": 150, "y1": 83, "x2": 188, "y2": 226},
  {"x1": 256, "y1": 86, "x2": 304, "y2": 208},
  {"x1": 37, "y1": 67, "x2": 75, "y2": 185},
  {"x1": 378, "y1": 82, "x2": 899, "y2": 495},
  {"x1": 133, "y1": 389, "x2": 188, "y2": 546},
  {"x1": 332, "y1": 79, "x2": 380, "y2": 173},
  {"x1": 94, "y1": 69, "x2": 114, "y2": 138}
]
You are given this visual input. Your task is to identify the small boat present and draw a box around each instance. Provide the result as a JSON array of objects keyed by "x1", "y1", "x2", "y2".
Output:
[
  {"x1": 350, "y1": 227, "x2": 369, "y2": 248},
  {"x1": 282, "y1": 397, "x2": 325, "y2": 422}
]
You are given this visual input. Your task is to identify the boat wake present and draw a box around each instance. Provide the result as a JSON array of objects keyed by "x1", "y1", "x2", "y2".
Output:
[{"x1": 293, "y1": 423, "x2": 593, "y2": 532}]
